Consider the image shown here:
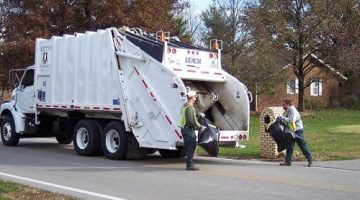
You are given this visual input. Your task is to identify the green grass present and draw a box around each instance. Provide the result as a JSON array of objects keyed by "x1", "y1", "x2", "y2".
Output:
[
  {"x1": 199, "y1": 108, "x2": 360, "y2": 161},
  {"x1": 303, "y1": 109, "x2": 360, "y2": 160},
  {"x1": 0, "y1": 180, "x2": 19, "y2": 200}
]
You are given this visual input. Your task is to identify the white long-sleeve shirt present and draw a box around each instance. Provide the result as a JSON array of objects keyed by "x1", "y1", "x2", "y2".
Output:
[{"x1": 282, "y1": 105, "x2": 303, "y2": 131}]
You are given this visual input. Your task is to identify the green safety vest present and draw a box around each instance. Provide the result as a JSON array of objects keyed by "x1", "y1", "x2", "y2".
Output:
[{"x1": 178, "y1": 105, "x2": 189, "y2": 128}]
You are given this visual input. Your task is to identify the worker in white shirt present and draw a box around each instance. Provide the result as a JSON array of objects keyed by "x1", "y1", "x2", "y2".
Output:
[{"x1": 279, "y1": 99, "x2": 313, "y2": 167}]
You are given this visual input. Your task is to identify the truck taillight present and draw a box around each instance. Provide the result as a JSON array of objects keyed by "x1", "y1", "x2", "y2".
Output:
[
  {"x1": 238, "y1": 135, "x2": 243, "y2": 140},
  {"x1": 243, "y1": 135, "x2": 247, "y2": 140},
  {"x1": 209, "y1": 53, "x2": 214, "y2": 59},
  {"x1": 167, "y1": 48, "x2": 177, "y2": 54}
]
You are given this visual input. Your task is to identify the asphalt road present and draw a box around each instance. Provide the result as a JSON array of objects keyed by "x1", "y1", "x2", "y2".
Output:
[{"x1": 0, "y1": 138, "x2": 359, "y2": 200}]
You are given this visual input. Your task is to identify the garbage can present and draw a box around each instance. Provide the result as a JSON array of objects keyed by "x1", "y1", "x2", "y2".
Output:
[{"x1": 259, "y1": 107, "x2": 284, "y2": 159}]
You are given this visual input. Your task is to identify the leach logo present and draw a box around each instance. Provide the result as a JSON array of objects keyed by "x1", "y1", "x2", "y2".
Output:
[
  {"x1": 185, "y1": 57, "x2": 201, "y2": 65},
  {"x1": 42, "y1": 52, "x2": 48, "y2": 64}
]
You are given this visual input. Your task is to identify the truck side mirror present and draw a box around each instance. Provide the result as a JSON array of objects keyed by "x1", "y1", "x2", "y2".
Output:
[{"x1": 13, "y1": 80, "x2": 19, "y2": 88}]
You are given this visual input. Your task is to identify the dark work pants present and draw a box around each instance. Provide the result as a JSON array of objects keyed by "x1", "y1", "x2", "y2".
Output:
[
  {"x1": 181, "y1": 127, "x2": 197, "y2": 167},
  {"x1": 286, "y1": 129, "x2": 312, "y2": 164}
]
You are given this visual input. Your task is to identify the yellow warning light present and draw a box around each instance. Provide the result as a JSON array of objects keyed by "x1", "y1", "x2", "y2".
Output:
[
  {"x1": 211, "y1": 41, "x2": 219, "y2": 50},
  {"x1": 210, "y1": 39, "x2": 223, "y2": 50},
  {"x1": 159, "y1": 31, "x2": 165, "y2": 42}
]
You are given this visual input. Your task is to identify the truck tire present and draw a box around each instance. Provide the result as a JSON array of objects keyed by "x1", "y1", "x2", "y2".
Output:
[
  {"x1": 102, "y1": 121, "x2": 128, "y2": 160},
  {"x1": 73, "y1": 119, "x2": 101, "y2": 156},
  {"x1": 1, "y1": 116, "x2": 20, "y2": 146},
  {"x1": 159, "y1": 147, "x2": 186, "y2": 158},
  {"x1": 55, "y1": 135, "x2": 72, "y2": 144}
]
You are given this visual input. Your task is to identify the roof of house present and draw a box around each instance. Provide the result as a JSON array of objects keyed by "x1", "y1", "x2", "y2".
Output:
[{"x1": 284, "y1": 53, "x2": 348, "y2": 80}]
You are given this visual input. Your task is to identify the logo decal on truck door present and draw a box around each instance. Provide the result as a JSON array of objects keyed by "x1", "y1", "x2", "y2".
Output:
[{"x1": 42, "y1": 52, "x2": 48, "y2": 64}]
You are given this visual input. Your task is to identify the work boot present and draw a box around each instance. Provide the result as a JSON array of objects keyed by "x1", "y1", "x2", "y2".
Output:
[
  {"x1": 186, "y1": 166, "x2": 199, "y2": 171},
  {"x1": 308, "y1": 161, "x2": 313, "y2": 167},
  {"x1": 279, "y1": 162, "x2": 291, "y2": 166}
]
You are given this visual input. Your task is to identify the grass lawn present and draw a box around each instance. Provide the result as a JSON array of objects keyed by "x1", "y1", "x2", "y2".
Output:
[
  {"x1": 200, "y1": 108, "x2": 360, "y2": 161},
  {"x1": 303, "y1": 109, "x2": 360, "y2": 160},
  {"x1": 0, "y1": 180, "x2": 18, "y2": 200},
  {"x1": 0, "y1": 180, "x2": 78, "y2": 200}
]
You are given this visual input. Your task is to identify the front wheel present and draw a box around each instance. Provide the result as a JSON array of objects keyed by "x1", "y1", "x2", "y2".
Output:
[
  {"x1": 159, "y1": 147, "x2": 186, "y2": 158},
  {"x1": 56, "y1": 135, "x2": 72, "y2": 144},
  {"x1": 1, "y1": 116, "x2": 20, "y2": 146},
  {"x1": 101, "y1": 121, "x2": 128, "y2": 160}
]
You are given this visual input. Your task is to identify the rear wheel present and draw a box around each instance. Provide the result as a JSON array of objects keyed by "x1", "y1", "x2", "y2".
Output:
[
  {"x1": 73, "y1": 119, "x2": 101, "y2": 156},
  {"x1": 1, "y1": 116, "x2": 20, "y2": 146},
  {"x1": 102, "y1": 121, "x2": 128, "y2": 160}
]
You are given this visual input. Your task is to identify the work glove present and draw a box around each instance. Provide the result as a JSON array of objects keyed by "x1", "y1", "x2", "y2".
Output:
[{"x1": 199, "y1": 112, "x2": 205, "y2": 118}]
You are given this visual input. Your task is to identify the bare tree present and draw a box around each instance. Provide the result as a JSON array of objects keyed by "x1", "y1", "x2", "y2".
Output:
[
  {"x1": 200, "y1": 0, "x2": 285, "y2": 95},
  {"x1": 243, "y1": 0, "x2": 359, "y2": 111}
]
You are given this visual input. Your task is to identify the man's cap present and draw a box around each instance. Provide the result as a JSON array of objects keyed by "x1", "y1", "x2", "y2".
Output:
[{"x1": 187, "y1": 91, "x2": 197, "y2": 97}]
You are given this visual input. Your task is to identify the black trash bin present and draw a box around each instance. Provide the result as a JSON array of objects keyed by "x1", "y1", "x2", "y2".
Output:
[
  {"x1": 267, "y1": 118, "x2": 295, "y2": 152},
  {"x1": 198, "y1": 118, "x2": 220, "y2": 157}
]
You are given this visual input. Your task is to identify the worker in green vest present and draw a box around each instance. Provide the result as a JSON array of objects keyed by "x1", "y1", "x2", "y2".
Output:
[{"x1": 179, "y1": 90, "x2": 205, "y2": 171}]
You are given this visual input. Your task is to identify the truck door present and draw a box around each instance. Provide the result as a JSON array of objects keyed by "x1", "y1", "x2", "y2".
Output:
[{"x1": 16, "y1": 68, "x2": 35, "y2": 114}]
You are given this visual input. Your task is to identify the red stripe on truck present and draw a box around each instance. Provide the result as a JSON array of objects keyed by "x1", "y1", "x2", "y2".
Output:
[
  {"x1": 134, "y1": 67, "x2": 140, "y2": 75},
  {"x1": 165, "y1": 115, "x2": 172, "y2": 125},
  {"x1": 149, "y1": 92, "x2": 156, "y2": 101},
  {"x1": 175, "y1": 129, "x2": 182, "y2": 139},
  {"x1": 142, "y1": 80, "x2": 148, "y2": 88}
]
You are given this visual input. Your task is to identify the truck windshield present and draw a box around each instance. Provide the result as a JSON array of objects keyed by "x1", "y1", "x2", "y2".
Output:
[{"x1": 21, "y1": 69, "x2": 34, "y2": 87}]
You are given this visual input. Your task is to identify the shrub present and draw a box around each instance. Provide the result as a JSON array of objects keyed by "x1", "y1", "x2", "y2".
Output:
[
  {"x1": 341, "y1": 95, "x2": 360, "y2": 109},
  {"x1": 305, "y1": 99, "x2": 325, "y2": 110}
]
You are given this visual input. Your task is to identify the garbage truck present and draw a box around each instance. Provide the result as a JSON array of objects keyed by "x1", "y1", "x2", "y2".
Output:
[{"x1": 0, "y1": 27, "x2": 252, "y2": 159}]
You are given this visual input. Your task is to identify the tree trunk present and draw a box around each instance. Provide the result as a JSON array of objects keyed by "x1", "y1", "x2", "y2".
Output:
[{"x1": 298, "y1": 81, "x2": 305, "y2": 112}]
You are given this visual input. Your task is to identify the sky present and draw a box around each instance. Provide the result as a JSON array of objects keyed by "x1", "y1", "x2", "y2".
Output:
[{"x1": 190, "y1": 0, "x2": 213, "y2": 14}]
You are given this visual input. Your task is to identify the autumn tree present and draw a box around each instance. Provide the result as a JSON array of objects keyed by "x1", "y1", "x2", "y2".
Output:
[
  {"x1": 0, "y1": 0, "x2": 188, "y2": 102},
  {"x1": 243, "y1": 0, "x2": 360, "y2": 111},
  {"x1": 317, "y1": 0, "x2": 360, "y2": 103}
]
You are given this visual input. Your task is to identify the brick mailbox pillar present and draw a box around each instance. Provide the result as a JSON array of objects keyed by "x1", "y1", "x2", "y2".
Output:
[{"x1": 260, "y1": 107, "x2": 284, "y2": 159}]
